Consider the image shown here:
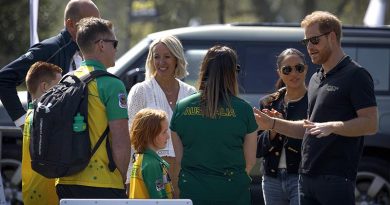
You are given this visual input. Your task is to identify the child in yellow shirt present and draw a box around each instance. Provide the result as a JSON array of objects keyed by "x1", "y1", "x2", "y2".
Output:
[
  {"x1": 128, "y1": 108, "x2": 173, "y2": 199},
  {"x1": 22, "y1": 61, "x2": 62, "y2": 205}
]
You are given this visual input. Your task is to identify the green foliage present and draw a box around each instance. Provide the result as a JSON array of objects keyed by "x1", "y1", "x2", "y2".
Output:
[
  {"x1": 0, "y1": 0, "x2": 63, "y2": 68},
  {"x1": 0, "y1": 0, "x2": 29, "y2": 67}
]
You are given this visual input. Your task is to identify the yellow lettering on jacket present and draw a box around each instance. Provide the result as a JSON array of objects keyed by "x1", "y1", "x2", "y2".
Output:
[
  {"x1": 183, "y1": 107, "x2": 236, "y2": 117},
  {"x1": 184, "y1": 107, "x2": 202, "y2": 116}
]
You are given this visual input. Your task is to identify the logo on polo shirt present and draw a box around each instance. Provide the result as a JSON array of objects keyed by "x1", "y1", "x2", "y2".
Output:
[
  {"x1": 118, "y1": 93, "x2": 127, "y2": 108},
  {"x1": 326, "y1": 85, "x2": 339, "y2": 92}
]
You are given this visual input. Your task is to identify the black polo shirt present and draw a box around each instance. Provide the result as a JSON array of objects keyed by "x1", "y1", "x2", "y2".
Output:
[{"x1": 300, "y1": 56, "x2": 376, "y2": 180}]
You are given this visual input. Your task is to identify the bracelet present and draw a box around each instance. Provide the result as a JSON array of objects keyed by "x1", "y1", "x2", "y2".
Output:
[{"x1": 271, "y1": 118, "x2": 276, "y2": 130}]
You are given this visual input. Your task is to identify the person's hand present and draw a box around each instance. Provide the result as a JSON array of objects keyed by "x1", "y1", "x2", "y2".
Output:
[
  {"x1": 253, "y1": 107, "x2": 274, "y2": 130},
  {"x1": 303, "y1": 120, "x2": 342, "y2": 138},
  {"x1": 267, "y1": 108, "x2": 283, "y2": 119},
  {"x1": 267, "y1": 109, "x2": 283, "y2": 140}
]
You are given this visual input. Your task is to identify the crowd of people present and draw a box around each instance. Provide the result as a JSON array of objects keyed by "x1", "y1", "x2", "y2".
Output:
[{"x1": 0, "y1": 0, "x2": 378, "y2": 205}]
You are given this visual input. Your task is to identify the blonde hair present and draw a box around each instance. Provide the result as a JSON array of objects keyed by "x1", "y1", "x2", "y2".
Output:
[
  {"x1": 301, "y1": 11, "x2": 342, "y2": 43},
  {"x1": 145, "y1": 35, "x2": 188, "y2": 79},
  {"x1": 130, "y1": 108, "x2": 167, "y2": 153}
]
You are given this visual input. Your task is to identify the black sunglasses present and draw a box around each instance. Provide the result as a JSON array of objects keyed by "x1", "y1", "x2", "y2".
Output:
[
  {"x1": 301, "y1": 32, "x2": 331, "y2": 46},
  {"x1": 236, "y1": 64, "x2": 241, "y2": 73},
  {"x1": 280, "y1": 64, "x2": 305, "y2": 75},
  {"x1": 95, "y1": 39, "x2": 118, "y2": 49}
]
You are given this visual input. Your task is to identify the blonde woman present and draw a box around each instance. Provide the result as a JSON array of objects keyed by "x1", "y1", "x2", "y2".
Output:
[{"x1": 126, "y1": 35, "x2": 196, "y2": 195}]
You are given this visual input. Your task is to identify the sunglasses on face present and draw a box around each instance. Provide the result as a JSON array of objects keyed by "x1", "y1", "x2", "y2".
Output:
[
  {"x1": 236, "y1": 64, "x2": 241, "y2": 73},
  {"x1": 95, "y1": 39, "x2": 118, "y2": 49},
  {"x1": 301, "y1": 32, "x2": 331, "y2": 46},
  {"x1": 280, "y1": 64, "x2": 305, "y2": 75}
]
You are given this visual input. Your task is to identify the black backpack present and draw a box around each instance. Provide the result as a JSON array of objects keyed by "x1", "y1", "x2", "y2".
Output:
[{"x1": 30, "y1": 70, "x2": 118, "y2": 178}]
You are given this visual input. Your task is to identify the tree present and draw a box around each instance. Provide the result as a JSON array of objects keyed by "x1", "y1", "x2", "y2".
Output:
[
  {"x1": 0, "y1": 0, "x2": 63, "y2": 68},
  {"x1": 0, "y1": 0, "x2": 29, "y2": 68}
]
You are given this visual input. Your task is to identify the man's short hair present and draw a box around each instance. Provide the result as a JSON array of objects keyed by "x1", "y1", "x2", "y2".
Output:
[
  {"x1": 26, "y1": 61, "x2": 63, "y2": 94},
  {"x1": 76, "y1": 17, "x2": 113, "y2": 54},
  {"x1": 301, "y1": 11, "x2": 342, "y2": 42}
]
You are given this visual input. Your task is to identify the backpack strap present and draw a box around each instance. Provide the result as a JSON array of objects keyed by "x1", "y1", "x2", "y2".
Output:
[
  {"x1": 59, "y1": 70, "x2": 118, "y2": 85},
  {"x1": 80, "y1": 70, "x2": 119, "y2": 83},
  {"x1": 90, "y1": 126, "x2": 116, "y2": 172},
  {"x1": 106, "y1": 134, "x2": 117, "y2": 172},
  {"x1": 91, "y1": 126, "x2": 109, "y2": 156}
]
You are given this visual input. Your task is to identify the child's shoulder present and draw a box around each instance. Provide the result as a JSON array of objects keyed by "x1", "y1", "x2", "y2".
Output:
[{"x1": 141, "y1": 150, "x2": 163, "y2": 168}]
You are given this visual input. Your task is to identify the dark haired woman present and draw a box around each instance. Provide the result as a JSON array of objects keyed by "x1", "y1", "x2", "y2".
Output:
[
  {"x1": 170, "y1": 45, "x2": 258, "y2": 204},
  {"x1": 257, "y1": 48, "x2": 308, "y2": 205}
]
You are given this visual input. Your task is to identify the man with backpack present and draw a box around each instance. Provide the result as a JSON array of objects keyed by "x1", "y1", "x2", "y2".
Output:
[{"x1": 55, "y1": 17, "x2": 130, "y2": 199}]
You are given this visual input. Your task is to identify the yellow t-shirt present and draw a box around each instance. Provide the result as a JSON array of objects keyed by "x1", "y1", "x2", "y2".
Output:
[{"x1": 56, "y1": 60, "x2": 128, "y2": 189}]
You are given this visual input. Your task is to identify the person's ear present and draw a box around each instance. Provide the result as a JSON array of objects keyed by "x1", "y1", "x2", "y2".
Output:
[
  {"x1": 330, "y1": 31, "x2": 337, "y2": 43},
  {"x1": 65, "y1": 18, "x2": 72, "y2": 28},
  {"x1": 65, "y1": 18, "x2": 77, "y2": 40},
  {"x1": 35, "y1": 81, "x2": 46, "y2": 97},
  {"x1": 41, "y1": 81, "x2": 49, "y2": 93},
  {"x1": 96, "y1": 40, "x2": 104, "y2": 52}
]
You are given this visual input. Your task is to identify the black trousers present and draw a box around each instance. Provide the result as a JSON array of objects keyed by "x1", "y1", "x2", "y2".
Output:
[
  {"x1": 298, "y1": 174, "x2": 355, "y2": 205},
  {"x1": 56, "y1": 184, "x2": 127, "y2": 200}
]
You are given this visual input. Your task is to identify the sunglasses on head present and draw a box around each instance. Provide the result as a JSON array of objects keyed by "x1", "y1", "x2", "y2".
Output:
[
  {"x1": 280, "y1": 64, "x2": 305, "y2": 75},
  {"x1": 301, "y1": 32, "x2": 331, "y2": 46},
  {"x1": 95, "y1": 39, "x2": 118, "y2": 49}
]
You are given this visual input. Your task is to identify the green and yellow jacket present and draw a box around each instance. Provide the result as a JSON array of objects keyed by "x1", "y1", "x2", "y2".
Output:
[{"x1": 129, "y1": 148, "x2": 173, "y2": 199}]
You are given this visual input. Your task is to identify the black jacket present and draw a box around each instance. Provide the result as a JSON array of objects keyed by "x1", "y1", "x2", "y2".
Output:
[
  {"x1": 256, "y1": 88, "x2": 308, "y2": 177},
  {"x1": 0, "y1": 29, "x2": 78, "y2": 122}
]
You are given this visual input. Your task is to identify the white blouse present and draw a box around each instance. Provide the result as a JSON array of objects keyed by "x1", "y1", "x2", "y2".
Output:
[{"x1": 127, "y1": 77, "x2": 197, "y2": 157}]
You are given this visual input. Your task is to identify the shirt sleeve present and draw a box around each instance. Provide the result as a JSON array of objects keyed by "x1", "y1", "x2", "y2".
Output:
[
  {"x1": 97, "y1": 76, "x2": 128, "y2": 121},
  {"x1": 0, "y1": 43, "x2": 57, "y2": 121},
  {"x1": 257, "y1": 130, "x2": 282, "y2": 157},
  {"x1": 142, "y1": 160, "x2": 166, "y2": 199},
  {"x1": 350, "y1": 68, "x2": 377, "y2": 110}
]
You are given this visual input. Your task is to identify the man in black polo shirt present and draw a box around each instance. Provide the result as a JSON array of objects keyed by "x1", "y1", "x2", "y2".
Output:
[{"x1": 254, "y1": 11, "x2": 378, "y2": 204}]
